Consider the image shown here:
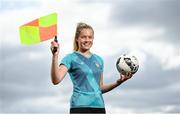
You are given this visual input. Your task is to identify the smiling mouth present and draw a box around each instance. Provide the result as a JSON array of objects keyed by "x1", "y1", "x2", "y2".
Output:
[{"x1": 83, "y1": 43, "x2": 91, "y2": 46}]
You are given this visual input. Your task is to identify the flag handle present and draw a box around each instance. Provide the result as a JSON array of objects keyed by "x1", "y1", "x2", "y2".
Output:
[{"x1": 52, "y1": 36, "x2": 58, "y2": 54}]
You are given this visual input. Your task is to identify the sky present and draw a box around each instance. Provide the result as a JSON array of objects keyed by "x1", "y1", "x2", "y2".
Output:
[{"x1": 0, "y1": 0, "x2": 180, "y2": 113}]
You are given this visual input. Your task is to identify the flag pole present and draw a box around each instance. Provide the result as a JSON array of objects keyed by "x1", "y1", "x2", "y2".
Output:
[
  {"x1": 52, "y1": 36, "x2": 58, "y2": 54},
  {"x1": 54, "y1": 35, "x2": 58, "y2": 43}
]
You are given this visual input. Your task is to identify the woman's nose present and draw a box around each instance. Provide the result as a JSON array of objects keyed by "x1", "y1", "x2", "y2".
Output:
[{"x1": 84, "y1": 37, "x2": 91, "y2": 41}]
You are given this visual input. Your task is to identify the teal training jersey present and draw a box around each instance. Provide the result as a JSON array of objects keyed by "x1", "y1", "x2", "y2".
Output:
[{"x1": 60, "y1": 52, "x2": 105, "y2": 108}]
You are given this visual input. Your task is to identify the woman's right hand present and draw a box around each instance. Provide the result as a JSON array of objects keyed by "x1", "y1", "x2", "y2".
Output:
[{"x1": 50, "y1": 41, "x2": 59, "y2": 56}]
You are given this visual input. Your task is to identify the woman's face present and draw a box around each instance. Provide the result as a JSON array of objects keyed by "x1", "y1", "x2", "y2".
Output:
[{"x1": 76, "y1": 28, "x2": 94, "y2": 52}]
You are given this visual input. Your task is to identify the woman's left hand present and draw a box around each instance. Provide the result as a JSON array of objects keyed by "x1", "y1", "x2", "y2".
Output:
[{"x1": 119, "y1": 73, "x2": 133, "y2": 82}]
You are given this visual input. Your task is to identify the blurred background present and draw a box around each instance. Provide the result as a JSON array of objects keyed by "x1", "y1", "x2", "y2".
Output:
[{"x1": 0, "y1": 0, "x2": 180, "y2": 113}]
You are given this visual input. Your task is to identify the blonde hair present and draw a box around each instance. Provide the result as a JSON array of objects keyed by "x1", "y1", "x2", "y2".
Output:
[{"x1": 73, "y1": 22, "x2": 94, "y2": 51}]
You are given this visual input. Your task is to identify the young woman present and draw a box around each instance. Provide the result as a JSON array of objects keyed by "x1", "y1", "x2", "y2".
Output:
[{"x1": 50, "y1": 22, "x2": 133, "y2": 113}]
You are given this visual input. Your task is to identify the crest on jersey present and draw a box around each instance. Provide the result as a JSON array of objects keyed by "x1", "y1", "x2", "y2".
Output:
[{"x1": 94, "y1": 62, "x2": 100, "y2": 68}]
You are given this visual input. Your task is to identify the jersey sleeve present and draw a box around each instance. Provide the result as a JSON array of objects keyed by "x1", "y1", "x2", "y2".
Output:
[
  {"x1": 99, "y1": 56, "x2": 104, "y2": 71},
  {"x1": 94, "y1": 54, "x2": 104, "y2": 71},
  {"x1": 60, "y1": 54, "x2": 72, "y2": 70}
]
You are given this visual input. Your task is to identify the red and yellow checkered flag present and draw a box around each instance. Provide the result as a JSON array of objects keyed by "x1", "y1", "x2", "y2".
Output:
[{"x1": 19, "y1": 13, "x2": 57, "y2": 44}]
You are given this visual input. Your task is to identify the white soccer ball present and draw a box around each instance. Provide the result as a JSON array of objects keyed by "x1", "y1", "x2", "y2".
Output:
[{"x1": 116, "y1": 54, "x2": 139, "y2": 75}]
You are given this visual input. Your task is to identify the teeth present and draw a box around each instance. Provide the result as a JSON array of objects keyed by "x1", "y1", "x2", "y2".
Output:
[{"x1": 84, "y1": 43, "x2": 90, "y2": 46}]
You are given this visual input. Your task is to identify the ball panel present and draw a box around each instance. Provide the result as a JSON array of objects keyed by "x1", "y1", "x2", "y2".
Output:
[{"x1": 116, "y1": 54, "x2": 139, "y2": 74}]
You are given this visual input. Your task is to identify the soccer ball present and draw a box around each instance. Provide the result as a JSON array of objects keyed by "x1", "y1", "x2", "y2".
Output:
[{"x1": 116, "y1": 54, "x2": 139, "y2": 75}]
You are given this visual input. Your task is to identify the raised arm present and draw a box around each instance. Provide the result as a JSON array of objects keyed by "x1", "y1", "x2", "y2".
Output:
[
  {"x1": 50, "y1": 41, "x2": 68, "y2": 85},
  {"x1": 100, "y1": 73, "x2": 133, "y2": 94}
]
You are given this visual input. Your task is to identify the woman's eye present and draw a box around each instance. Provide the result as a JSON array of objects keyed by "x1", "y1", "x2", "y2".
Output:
[{"x1": 81, "y1": 36, "x2": 86, "y2": 39}]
